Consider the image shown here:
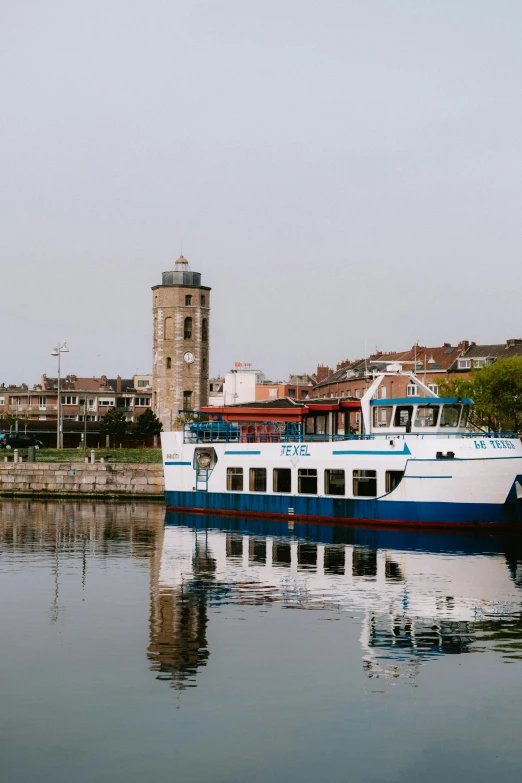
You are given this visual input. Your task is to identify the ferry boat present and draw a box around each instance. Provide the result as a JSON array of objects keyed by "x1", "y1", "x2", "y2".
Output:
[{"x1": 161, "y1": 371, "x2": 522, "y2": 528}]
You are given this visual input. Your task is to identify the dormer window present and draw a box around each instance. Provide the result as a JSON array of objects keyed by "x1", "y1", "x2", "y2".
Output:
[{"x1": 458, "y1": 359, "x2": 471, "y2": 370}]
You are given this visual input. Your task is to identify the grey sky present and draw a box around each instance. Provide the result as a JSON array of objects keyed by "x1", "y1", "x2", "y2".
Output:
[{"x1": 1, "y1": 0, "x2": 521, "y2": 384}]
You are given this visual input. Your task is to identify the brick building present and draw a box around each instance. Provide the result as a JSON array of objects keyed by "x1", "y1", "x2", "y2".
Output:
[
  {"x1": 311, "y1": 342, "x2": 470, "y2": 400},
  {"x1": 0, "y1": 373, "x2": 152, "y2": 424}
]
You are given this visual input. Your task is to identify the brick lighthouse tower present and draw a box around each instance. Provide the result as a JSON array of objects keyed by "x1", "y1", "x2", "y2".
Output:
[{"x1": 152, "y1": 255, "x2": 211, "y2": 430}]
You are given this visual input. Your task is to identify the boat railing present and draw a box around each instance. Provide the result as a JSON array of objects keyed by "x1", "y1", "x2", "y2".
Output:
[{"x1": 183, "y1": 421, "x2": 521, "y2": 444}]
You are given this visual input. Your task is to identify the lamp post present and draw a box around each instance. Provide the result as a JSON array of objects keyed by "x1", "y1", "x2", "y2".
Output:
[{"x1": 51, "y1": 343, "x2": 69, "y2": 449}]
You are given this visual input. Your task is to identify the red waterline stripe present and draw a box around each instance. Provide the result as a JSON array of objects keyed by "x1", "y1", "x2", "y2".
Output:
[{"x1": 164, "y1": 504, "x2": 518, "y2": 531}]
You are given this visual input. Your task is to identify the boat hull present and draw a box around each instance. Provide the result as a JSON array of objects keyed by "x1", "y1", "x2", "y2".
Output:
[{"x1": 165, "y1": 487, "x2": 522, "y2": 529}]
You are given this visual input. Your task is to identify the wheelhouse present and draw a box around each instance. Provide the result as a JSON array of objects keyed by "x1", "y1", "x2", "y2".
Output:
[{"x1": 370, "y1": 398, "x2": 472, "y2": 436}]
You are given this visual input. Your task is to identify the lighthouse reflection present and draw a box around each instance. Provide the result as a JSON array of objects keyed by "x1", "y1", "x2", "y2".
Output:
[{"x1": 148, "y1": 513, "x2": 522, "y2": 689}]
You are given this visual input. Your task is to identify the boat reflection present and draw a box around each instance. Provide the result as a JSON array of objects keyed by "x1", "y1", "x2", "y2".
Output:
[{"x1": 149, "y1": 511, "x2": 522, "y2": 688}]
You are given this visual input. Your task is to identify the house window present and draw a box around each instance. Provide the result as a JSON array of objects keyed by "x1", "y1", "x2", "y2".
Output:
[
  {"x1": 298, "y1": 469, "x2": 317, "y2": 494},
  {"x1": 458, "y1": 359, "x2": 471, "y2": 370},
  {"x1": 99, "y1": 399, "x2": 114, "y2": 407},
  {"x1": 202, "y1": 318, "x2": 208, "y2": 341},
  {"x1": 185, "y1": 295, "x2": 192, "y2": 306},
  {"x1": 406, "y1": 384, "x2": 417, "y2": 397},
  {"x1": 88, "y1": 398, "x2": 95, "y2": 410},
  {"x1": 38, "y1": 395, "x2": 46, "y2": 410},
  {"x1": 325, "y1": 469, "x2": 345, "y2": 496},
  {"x1": 63, "y1": 414, "x2": 77, "y2": 420},
  {"x1": 386, "y1": 471, "x2": 404, "y2": 493},
  {"x1": 288, "y1": 388, "x2": 296, "y2": 397},
  {"x1": 301, "y1": 390, "x2": 308, "y2": 398},
  {"x1": 273, "y1": 468, "x2": 291, "y2": 493},
  {"x1": 428, "y1": 384, "x2": 439, "y2": 395},
  {"x1": 414, "y1": 405, "x2": 440, "y2": 427},
  {"x1": 183, "y1": 390, "x2": 192, "y2": 409},
  {"x1": 166, "y1": 357, "x2": 172, "y2": 369},
  {"x1": 137, "y1": 380, "x2": 149, "y2": 387},
  {"x1": 227, "y1": 467, "x2": 243, "y2": 491},
  {"x1": 473, "y1": 359, "x2": 484, "y2": 369},
  {"x1": 0, "y1": 397, "x2": 4, "y2": 406},
  {"x1": 380, "y1": 386, "x2": 387, "y2": 399},
  {"x1": 62, "y1": 396, "x2": 78, "y2": 405},
  {"x1": 249, "y1": 468, "x2": 267, "y2": 492},
  {"x1": 136, "y1": 398, "x2": 150, "y2": 407},
  {"x1": 184, "y1": 317, "x2": 192, "y2": 339},
  {"x1": 353, "y1": 470, "x2": 377, "y2": 497},
  {"x1": 201, "y1": 294, "x2": 206, "y2": 306}
]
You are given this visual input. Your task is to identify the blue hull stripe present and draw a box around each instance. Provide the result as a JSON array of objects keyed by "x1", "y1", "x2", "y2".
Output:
[
  {"x1": 164, "y1": 488, "x2": 522, "y2": 528},
  {"x1": 333, "y1": 444, "x2": 411, "y2": 456},
  {"x1": 224, "y1": 450, "x2": 261, "y2": 455},
  {"x1": 165, "y1": 461, "x2": 192, "y2": 466}
]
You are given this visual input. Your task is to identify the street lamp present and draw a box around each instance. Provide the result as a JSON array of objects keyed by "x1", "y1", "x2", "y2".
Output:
[{"x1": 51, "y1": 342, "x2": 69, "y2": 449}]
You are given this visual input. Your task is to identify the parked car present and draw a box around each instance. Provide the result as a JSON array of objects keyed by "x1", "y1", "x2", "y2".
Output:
[{"x1": 0, "y1": 433, "x2": 44, "y2": 449}]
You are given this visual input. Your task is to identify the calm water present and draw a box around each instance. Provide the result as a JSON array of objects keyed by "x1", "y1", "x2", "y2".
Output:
[{"x1": 1, "y1": 502, "x2": 522, "y2": 783}]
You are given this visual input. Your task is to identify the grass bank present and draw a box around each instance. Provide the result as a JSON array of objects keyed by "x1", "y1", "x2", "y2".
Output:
[{"x1": 4, "y1": 448, "x2": 163, "y2": 464}]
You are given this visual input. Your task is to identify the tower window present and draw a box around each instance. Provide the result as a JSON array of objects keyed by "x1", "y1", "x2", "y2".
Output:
[
  {"x1": 202, "y1": 318, "x2": 208, "y2": 341},
  {"x1": 185, "y1": 295, "x2": 192, "y2": 306},
  {"x1": 202, "y1": 357, "x2": 207, "y2": 374},
  {"x1": 184, "y1": 317, "x2": 192, "y2": 339},
  {"x1": 201, "y1": 295, "x2": 206, "y2": 306},
  {"x1": 166, "y1": 357, "x2": 172, "y2": 369},
  {"x1": 183, "y1": 390, "x2": 193, "y2": 409}
]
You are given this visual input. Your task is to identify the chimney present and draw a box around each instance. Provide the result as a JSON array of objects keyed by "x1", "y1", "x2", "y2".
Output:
[
  {"x1": 116, "y1": 375, "x2": 122, "y2": 393},
  {"x1": 458, "y1": 340, "x2": 469, "y2": 351},
  {"x1": 316, "y1": 364, "x2": 333, "y2": 383}
]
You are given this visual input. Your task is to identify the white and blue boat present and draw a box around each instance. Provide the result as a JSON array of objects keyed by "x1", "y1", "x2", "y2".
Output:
[{"x1": 161, "y1": 371, "x2": 522, "y2": 528}]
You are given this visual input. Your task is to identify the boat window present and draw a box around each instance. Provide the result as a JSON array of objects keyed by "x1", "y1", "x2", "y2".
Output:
[
  {"x1": 460, "y1": 405, "x2": 470, "y2": 428},
  {"x1": 305, "y1": 417, "x2": 315, "y2": 434},
  {"x1": 298, "y1": 469, "x2": 317, "y2": 494},
  {"x1": 441, "y1": 404, "x2": 460, "y2": 427},
  {"x1": 353, "y1": 470, "x2": 377, "y2": 497},
  {"x1": 373, "y1": 406, "x2": 392, "y2": 428},
  {"x1": 394, "y1": 406, "x2": 413, "y2": 429},
  {"x1": 385, "y1": 471, "x2": 404, "y2": 493},
  {"x1": 249, "y1": 468, "x2": 267, "y2": 492},
  {"x1": 325, "y1": 469, "x2": 345, "y2": 496},
  {"x1": 227, "y1": 467, "x2": 243, "y2": 491},
  {"x1": 315, "y1": 416, "x2": 327, "y2": 435},
  {"x1": 273, "y1": 468, "x2": 291, "y2": 493},
  {"x1": 414, "y1": 405, "x2": 440, "y2": 427}
]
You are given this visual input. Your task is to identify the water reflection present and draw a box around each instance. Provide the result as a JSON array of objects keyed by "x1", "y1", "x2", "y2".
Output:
[
  {"x1": 2, "y1": 501, "x2": 522, "y2": 697},
  {"x1": 151, "y1": 512, "x2": 522, "y2": 687}
]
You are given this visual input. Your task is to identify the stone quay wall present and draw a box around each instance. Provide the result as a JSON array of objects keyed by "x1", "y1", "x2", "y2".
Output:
[{"x1": 0, "y1": 462, "x2": 164, "y2": 499}]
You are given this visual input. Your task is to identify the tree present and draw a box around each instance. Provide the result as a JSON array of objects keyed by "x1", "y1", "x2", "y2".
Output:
[
  {"x1": 437, "y1": 356, "x2": 522, "y2": 432},
  {"x1": 99, "y1": 408, "x2": 127, "y2": 447},
  {"x1": 136, "y1": 408, "x2": 163, "y2": 438},
  {"x1": 0, "y1": 409, "x2": 19, "y2": 435}
]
